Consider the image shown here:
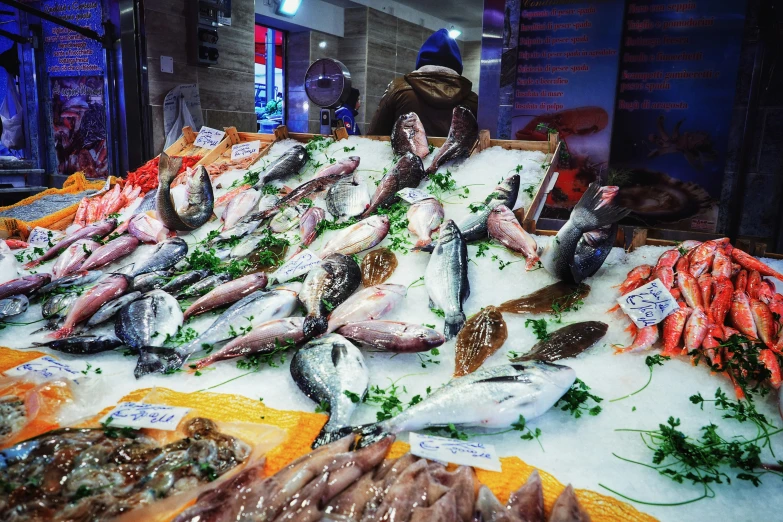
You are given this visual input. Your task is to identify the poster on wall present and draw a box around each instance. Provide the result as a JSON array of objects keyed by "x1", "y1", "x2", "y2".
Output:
[
  {"x1": 51, "y1": 76, "x2": 108, "y2": 178},
  {"x1": 610, "y1": 1, "x2": 747, "y2": 233},
  {"x1": 41, "y1": 0, "x2": 104, "y2": 76},
  {"x1": 513, "y1": 1, "x2": 625, "y2": 217}
]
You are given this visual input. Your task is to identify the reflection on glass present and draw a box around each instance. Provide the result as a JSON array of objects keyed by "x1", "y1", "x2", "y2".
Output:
[{"x1": 255, "y1": 24, "x2": 285, "y2": 133}]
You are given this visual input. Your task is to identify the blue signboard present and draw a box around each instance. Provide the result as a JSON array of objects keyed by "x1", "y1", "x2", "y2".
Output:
[{"x1": 41, "y1": 0, "x2": 104, "y2": 76}]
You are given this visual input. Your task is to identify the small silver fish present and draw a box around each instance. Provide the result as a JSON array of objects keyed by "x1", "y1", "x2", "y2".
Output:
[
  {"x1": 0, "y1": 295, "x2": 28, "y2": 320},
  {"x1": 87, "y1": 291, "x2": 142, "y2": 326}
]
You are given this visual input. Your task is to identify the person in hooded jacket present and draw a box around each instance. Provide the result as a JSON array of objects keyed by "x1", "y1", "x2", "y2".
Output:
[{"x1": 367, "y1": 28, "x2": 478, "y2": 137}]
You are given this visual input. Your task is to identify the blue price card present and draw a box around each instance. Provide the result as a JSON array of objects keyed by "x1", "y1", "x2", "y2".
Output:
[
  {"x1": 617, "y1": 278, "x2": 679, "y2": 328},
  {"x1": 409, "y1": 432, "x2": 502, "y2": 472},
  {"x1": 101, "y1": 402, "x2": 191, "y2": 431}
]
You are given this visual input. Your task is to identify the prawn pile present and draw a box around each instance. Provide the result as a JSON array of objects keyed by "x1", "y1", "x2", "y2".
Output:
[{"x1": 615, "y1": 238, "x2": 783, "y2": 399}]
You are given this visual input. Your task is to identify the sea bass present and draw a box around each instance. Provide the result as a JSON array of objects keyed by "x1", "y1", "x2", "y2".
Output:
[
  {"x1": 115, "y1": 289, "x2": 183, "y2": 353},
  {"x1": 426, "y1": 106, "x2": 479, "y2": 174},
  {"x1": 540, "y1": 183, "x2": 630, "y2": 284},
  {"x1": 326, "y1": 283, "x2": 406, "y2": 332},
  {"x1": 487, "y1": 204, "x2": 539, "y2": 269},
  {"x1": 336, "y1": 321, "x2": 445, "y2": 353},
  {"x1": 300, "y1": 254, "x2": 362, "y2": 337},
  {"x1": 511, "y1": 321, "x2": 608, "y2": 363},
  {"x1": 571, "y1": 222, "x2": 618, "y2": 280},
  {"x1": 407, "y1": 197, "x2": 444, "y2": 249},
  {"x1": 392, "y1": 112, "x2": 429, "y2": 158},
  {"x1": 157, "y1": 153, "x2": 214, "y2": 230},
  {"x1": 24, "y1": 219, "x2": 116, "y2": 269},
  {"x1": 457, "y1": 175, "x2": 520, "y2": 243},
  {"x1": 50, "y1": 274, "x2": 131, "y2": 338},
  {"x1": 326, "y1": 173, "x2": 371, "y2": 220},
  {"x1": 80, "y1": 235, "x2": 140, "y2": 272},
  {"x1": 319, "y1": 215, "x2": 390, "y2": 258},
  {"x1": 51, "y1": 239, "x2": 100, "y2": 278},
  {"x1": 425, "y1": 220, "x2": 470, "y2": 340},
  {"x1": 254, "y1": 144, "x2": 308, "y2": 187},
  {"x1": 290, "y1": 333, "x2": 369, "y2": 447},
  {"x1": 361, "y1": 152, "x2": 425, "y2": 218},
  {"x1": 126, "y1": 237, "x2": 188, "y2": 277}
]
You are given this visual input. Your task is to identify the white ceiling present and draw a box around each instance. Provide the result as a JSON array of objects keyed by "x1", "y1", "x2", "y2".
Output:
[{"x1": 390, "y1": 0, "x2": 484, "y2": 28}]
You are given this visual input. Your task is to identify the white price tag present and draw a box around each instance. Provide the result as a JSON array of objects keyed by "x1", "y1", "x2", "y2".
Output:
[
  {"x1": 231, "y1": 140, "x2": 261, "y2": 161},
  {"x1": 27, "y1": 227, "x2": 65, "y2": 248},
  {"x1": 273, "y1": 249, "x2": 322, "y2": 282},
  {"x1": 193, "y1": 126, "x2": 226, "y2": 149},
  {"x1": 397, "y1": 187, "x2": 433, "y2": 204},
  {"x1": 102, "y1": 402, "x2": 191, "y2": 431},
  {"x1": 617, "y1": 278, "x2": 679, "y2": 328},
  {"x1": 409, "y1": 432, "x2": 502, "y2": 472},
  {"x1": 4, "y1": 355, "x2": 85, "y2": 382}
]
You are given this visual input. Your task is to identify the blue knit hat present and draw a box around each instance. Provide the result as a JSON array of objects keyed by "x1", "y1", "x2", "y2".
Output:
[{"x1": 415, "y1": 28, "x2": 463, "y2": 75}]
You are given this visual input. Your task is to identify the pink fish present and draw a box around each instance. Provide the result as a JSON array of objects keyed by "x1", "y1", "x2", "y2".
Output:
[
  {"x1": 683, "y1": 307, "x2": 708, "y2": 355},
  {"x1": 487, "y1": 205, "x2": 539, "y2": 270},
  {"x1": 24, "y1": 219, "x2": 117, "y2": 268},
  {"x1": 677, "y1": 271, "x2": 703, "y2": 309},
  {"x1": 616, "y1": 324, "x2": 659, "y2": 354},
  {"x1": 51, "y1": 274, "x2": 131, "y2": 338},
  {"x1": 730, "y1": 291, "x2": 758, "y2": 339},
  {"x1": 80, "y1": 235, "x2": 140, "y2": 272},
  {"x1": 183, "y1": 273, "x2": 268, "y2": 320},
  {"x1": 408, "y1": 198, "x2": 444, "y2": 250},
  {"x1": 52, "y1": 239, "x2": 101, "y2": 278},
  {"x1": 128, "y1": 212, "x2": 169, "y2": 244}
]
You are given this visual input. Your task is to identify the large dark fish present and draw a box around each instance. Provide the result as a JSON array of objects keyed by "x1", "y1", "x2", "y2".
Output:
[
  {"x1": 497, "y1": 282, "x2": 590, "y2": 315},
  {"x1": 115, "y1": 289, "x2": 183, "y2": 355},
  {"x1": 540, "y1": 183, "x2": 630, "y2": 284},
  {"x1": 454, "y1": 306, "x2": 508, "y2": 376},
  {"x1": 572, "y1": 222, "x2": 618, "y2": 281},
  {"x1": 361, "y1": 152, "x2": 425, "y2": 218},
  {"x1": 391, "y1": 112, "x2": 429, "y2": 159},
  {"x1": 161, "y1": 269, "x2": 212, "y2": 294},
  {"x1": 0, "y1": 274, "x2": 52, "y2": 300},
  {"x1": 258, "y1": 164, "x2": 358, "y2": 219},
  {"x1": 425, "y1": 106, "x2": 479, "y2": 174},
  {"x1": 425, "y1": 220, "x2": 469, "y2": 340},
  {"x1": 253, "y1": 144, "x2": 308, "y2": 187},
  {"x1": 290, "y1": 333, "x2": 369, "y2": 447},
  {"x1": 457, "y1": 174, "x2": 520, "y2": 243},
  {"x1": 510, "y1": 321, "x2": 608, "y2": 363},
  {"x1": 300, "y1": 253, "x2": 362, "y2": 337},
  {"x1": 156, "y1": 152, "x2": 214, "y2": 230},
  {"x1": 33, "y1": 334, "x2": 123, "y2": 355},
  {"x1": 126, "y1": 236, "x2": 188, "y2": 277},
  {"x1": 23, "y1": 219, "x2": 117, "y2": 269}
]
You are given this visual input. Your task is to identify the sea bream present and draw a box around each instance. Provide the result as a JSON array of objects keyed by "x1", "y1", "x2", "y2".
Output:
[
  {"x1": 319, "y1": 215, "x2": 390, "y2": 258},
  {"x1": 221, "y1": 188, "x2": 260, "y2": 230},
  {"x1": 361, "y1": 152, "x2": 425, "y2": 218},
  {"x1": 407, "y1": 197, "x2": 444, "y2": 249},
  {"x1": 425, "y1": 219, "x2": 470, "y2": 340},
  {"x1": 156, "y1": 153, "x2": 214, "y2": 231},
  {"x1": 326, "y1": 173, "x2": 371, "y2": 221},
  {"x1": 457, "y1": 175, "x2": 520, "y2": 244},
  {"x1": 290, "y1": 333, "x2": 369, "y2": 447},
  {"x1": 300, "y1": 254, "x2": 362, "y2": 337},
  {"x1": 253, "y1": 144, "x2": 308, "y2": 187},
  {"x1": 540, "y1": 182, "x2": 630, "y2": 284},
  {"x1": 425, "y1": 106, "x2": 479, "y2": 174},
  {"x1": 391, "y1": 112, "x2": 429, "y2": 159}
]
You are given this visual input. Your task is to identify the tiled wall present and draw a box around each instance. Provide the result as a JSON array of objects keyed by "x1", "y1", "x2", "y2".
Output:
[{"x1": 144, "y1": 0, "x2": 256, "y2": 155}]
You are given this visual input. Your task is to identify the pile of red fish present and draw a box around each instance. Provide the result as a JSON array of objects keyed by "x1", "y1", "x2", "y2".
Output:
[
  {"x1": 127, "y1": 155, "x2": 203, "y2": 193},
  {"x1": 71, "y1": 182, "x2": 141, "y2": 228},
  {"x1": 615, "y1": 238, "x2": 783, "y2": 398}
]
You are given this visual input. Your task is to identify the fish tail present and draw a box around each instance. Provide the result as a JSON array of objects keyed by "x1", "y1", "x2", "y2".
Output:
[
  {"x1": 572, "y1": 182, "x2": 631, "y2": 231},
  {"x1": 353, "y1": 422, "x2": 391, "y2": 448},
  {"x1": 158, "y1": 152, "x2": 183, "y2": 187},
  {"x1": 444, "y1": 312, "x2": 466, "y2": 340},
  {"x1": 303, "y1": 315, "x2": 328, "y2": 338},
  {"x1": 49, "y1": 326, "x2": 73, "y2": 339},
  {"x1": 312, "y1": 425, "x2": 355, "y2": 449},
  {"x1": 134, "y1": 346, "x2": 187, "y2": 378},
  {"x1": 413, "y1": 237, "x2": 432, "y2": 249}
]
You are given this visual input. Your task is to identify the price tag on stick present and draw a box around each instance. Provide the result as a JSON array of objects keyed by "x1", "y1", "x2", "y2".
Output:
[
  {"x1": 397, "y1": 187, "x2": 433, "y2": 204},
  {"x1": 617, "y1": 278, "x2": 679, "y2": 328},
  {"x1": 273, "y1": 249, "x2": 322, "y2": 282},
  {"x1": 101, "y1": 402, "x2": 191, "y2": 431},
  {"x1": 193, "y1": 126, "x2": 226, "y2": 149},
  {"x1": 409, "y1": 432, "x2": 502, "y2": 472},
  {"x1": 231, "y1": 140, "x2": 261, "y2": 161}
]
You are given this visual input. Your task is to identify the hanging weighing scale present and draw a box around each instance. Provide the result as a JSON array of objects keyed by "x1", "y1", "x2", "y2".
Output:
[{"x1": 304, "y1": 58, "x2": 352, "y2": 135}]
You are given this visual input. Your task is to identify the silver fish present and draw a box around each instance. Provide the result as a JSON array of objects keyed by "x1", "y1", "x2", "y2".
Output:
[
  {"x1": 41, "y1": 292, "x2": 77, "y2": 320},
  {"x1": 300, "y1": 254, "x2": 362, "y2": 337},
  {"x1": 133, "y1": 188, "x2": 158, "y2": 215},
  {"x1": 127, "y1": 237, "x2": 188, "y2": 277},
  {"x1": 326, "y1": 173, "x2": 371, "y2": 221},
  {"x1": 425, "y1": 105, "x2": 479, "y2": 174},
  {"x1": 36, "y1": 270, "x2": 103, "y2": 295},
  {"x1": 457, "y1": 174, "x2": 520, "y2": 243},
  {"x1": 87, "y1": 291, "x2": 142, "y2": 326},
  {"x1": 326, "y1": 283, "x2": 406, "y2": 332},
  {"x1": 425, "y1": 219, "x2": 469, "y2": 340},
  {"x1": 24, "y1": 219, "x2": 116, "y2": 269},
  {"x1": 357, "y1": 362, "x2": 575, "y2": 444},
  {"x1": 407, "y1": 197, "x2": 444, "y2": 249},
  {"x1": 33, "y1": 334, "x2": 123, "y2": 355},
  {"x1": 361, "y1": 153, "x2": 425, "y2": 218},
  {"x1": 336, "y1": 321, "x2": 445, "y2": 353},
  {"x1": 210, "y1": 220, "x2": 260, "y2": 246},
  {"x1": 161, "y1": 270, "x2": 211, "y2": 294},
  {"x1": 156, "y1": 153, "x2": 214, "y2": 230},
  {"x1": 254, "y1": 144, "x2": 308, "y2": 187},
  {"x1": 116, "y1": 289, "x2": 183, "y2": 354},
  {"x1": 132, "y1": 270, "x2": 173, "y2": 293},
  {"x1": 0, "y1": 295, "x2": 28, "y2": 320},
  {"x1": 80, "y1": 235, "x2": 140, "y2": 272},
  {"x1": 136, "y1": 283, "x2": 302, "y2": 375},
  {"x1": 319, "y1": 215, "x2": 390, "y2": 258},
  {"x1": 291, "y1": 333, "x2": 369, "y2": 447},
  {"x1": 260, "y1": 162, "x2": 358, "y2": 219},
  {"x1": 391, "y1": 112, "x2": 429, "y2": 159},
  {"x1": 177, "y1": 273, "x2": 233, "y2": 299},
  {"x1": 51, "y1": 239, "x2": 100, "y2": 278},
  {"x1": 221, "y1": 188, "x2": 260, "y2": 230},
  {"x1": 540, "y1": 183, "x2": 630, "y2": 284}
]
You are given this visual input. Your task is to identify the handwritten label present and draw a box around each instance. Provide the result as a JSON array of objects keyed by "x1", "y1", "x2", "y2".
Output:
[
  {"x1": 617, "y1": 278, "x2": 679, "y2": 328},
  {"x1": 397, "y1": 187, "x2": 433, "y2": 204},
  {"x1": 4, "y1": 355, "x2": 85, "y2": 382},
  {"x1": 102, "y1": 402, "x2": 190, "y2": 431},
  {"x1": 193, "y1": 126, "x2": 226, "y2": 149},
  {"x1": 231, "y1": 140, "x2": 261, "y2": 161},
  {"x1": 409, "y1": 432, "x2": 502, "y2": 472},
  {"x1": 27, "y1": 227, "x2": 65, "y2": 248},
  {"x1": 273, "y1": 249, "x2": 322, "y2": 282}
]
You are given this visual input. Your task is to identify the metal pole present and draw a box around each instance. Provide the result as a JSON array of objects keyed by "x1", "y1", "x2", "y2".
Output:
[{"x1": 265, "y1": 28, "x2": 275, "y2": 108}]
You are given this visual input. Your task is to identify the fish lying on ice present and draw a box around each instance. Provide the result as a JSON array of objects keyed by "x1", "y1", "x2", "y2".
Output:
[
  {"x1": 336, "y1": 321, "x2": 445, "y2": 353},
  {"x1": 80, "y1": 235, "x2": 140, "y2": 272},
  {"x1": 326, "y1": 283, "x2": 406, "y2": 332},
  {"x1": 454, "y1": 306, "x2": 508, "y2": 376},
  {"x1": 156, "y1": 153, "x2": 214, "y2": 230},
  {"x1": 253, "y1": 144, "x2": 308, "y2": 187},
  {"x1": 34, "y1": 334, "x2": 123, "y2": 355},
  {"x1": 497, "y1": 282, "x2": 590, "y2": 315},
  {"x1": 128, "y1": 211, "x2": 169, "y2": 243},
  {"x1": 319, "y1": 215, "x2": 390, "y2": 258},
  {"x1": 510, "y1": 321, "x2": 608, "y2": 362},
  {"x1": 0, "y1": 295, "x2": 28, "y2": 320},
  {"x1": 86, "y1": 291, "x2": 142, "y2": 326},
  {"x1": 300, "y1": 253, "x2": 362, "y2": 337},
  {"x1": 359, "y1": 248, "x2": 398, "y2": 286},
  {"x1": 24, "y1": 218, "x2": 116, "y2": 269},
  {"x1": 221, "y1": 188, "x2": 260, "y2": 230},
  {"x1": 326, "y1": 172, "x2": 371, "y2": 220},
  {"x1": 487, "y1": 204, "x2": 539, "y2": 269},
  {"x1": 126, "y1": 237, "x2": 188, "y2": 277},
  {"x1": 51, "y1": 239, "x2": 100, "y2": 278},
  {"x1": 0, "y1": 274, "x2": 52, "y2": 300},
  {"x1": 457, "y1": 175, "x2": 520, "y2": 244},
  {"x1": 50, "y1": 274, "x2": 131, "y2": 339},
  {"x1": 361, "y1": 152, "x2": 425, "y2": 218},
  {"x1": 407, "y1": 197, "x2": 444, "y2": 249},
  {"x1": 183, "y1": 273, "x2": 268, "y2": 320},
  {"x1": 425, "y1": 219, "x2": 469, "y2": 340}
]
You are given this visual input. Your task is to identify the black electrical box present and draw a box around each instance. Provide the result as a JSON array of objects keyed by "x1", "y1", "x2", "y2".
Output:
[{"x1": 187, "y1": 0, "x2": 220, "y2": 66}]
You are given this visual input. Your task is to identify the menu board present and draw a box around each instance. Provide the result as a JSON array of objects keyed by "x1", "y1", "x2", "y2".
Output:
[
  {"x1": 41, "y1": 0, "x2": 104, "y2": 76},
  {"x1": 610, "y1": 1, "x2": 747, "y2": 232}
]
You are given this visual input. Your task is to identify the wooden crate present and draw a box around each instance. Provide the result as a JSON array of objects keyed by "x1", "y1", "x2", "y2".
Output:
[
  {"x1": 163, "y1": 126, "x2": 228, "y2": 158},
  {"x1": 195, "y1": 127, "x2": 278, "y2": 169}
]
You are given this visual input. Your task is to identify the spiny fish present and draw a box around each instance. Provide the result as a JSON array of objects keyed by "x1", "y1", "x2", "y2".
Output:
[
  {"x1": 487, "y1": 204, "x2": 539, "y2": 269},
  {"x1": 128, "y1": 211, "x2": 169, "y2": 243},
  {"x1": 425, "y1": 220, "x2": 469, "y2": 340},
  {"x1": 359, "y1": 248, "x2": 398, "y2": 286},
  {"x1": 0, "y1": 295, "x2": 28, "y2": 320},
  {"x1": 126, "y1": 236, "x2": 188, "y2": 277},
  {"x1": 86, "y1": 291, "x2": 142, "y2": 326},
  {"x1": 356, "y1": 362, "x2": 575, "y2": 445},
  {"x1": 254, "y1": 144, "x2": 308, "y2": 187},
  {"x1": 221, "y1": 188, "x2": 260, "y2": 230},
  {"x1": 176, "y1": 272, "x2": 233, "y2": 299},
  {"x1": 156, "y1": 153, "x2": 214, "y2": 230},
  {"x1": 319, "y1": 215, "x2": 390, "y2": 258},
  {"x1": 80, "y1": 235, "x2": 140, "y2": 272},
  {"x1": 326, "y1": 283, "x2": 406, "y2": 332},
  {"x1": 195, "y1": 317, "x2": 306, "y2": 369},
  {"x1": 290, "y1": 333, "x2": 369, "y2": 447},
  {"x1": 511, "y1": 321, "x2": 608, "y2": 363},
  {"x1": 326, "y1": 173, "x2": 371, "y2": 220},
  {"x1": 183, "y1": 272, "x2": 268, "y2": 320},
  {"x1": 336, "y1": 321, "x2": 445, "y2": 353},
  {"x1": 454, "y1": 306, "x2": 509, "y2": 376},
  {"x1": 498, "y1": 282, "x2": 590, "y2": 315},
  {"x1": 300, "y1": 254, "x2": 361, "y2": 337},
  {"x1": 51, "y1": 274, "x2": 131, "y2": 339},
  {"x1": 24, "y1": 219, "x2": 116, "y2": 269},
  {"x1": 33, "y1": 334, "x2": 123, "y2": 355},
  {"x1": 51, "y1": 239, "x2": 100, "y2": 278},
  {"x1": 392, "y1": 112, "x2": 429, "y2": 158},
  {"x1": 540, "y1": 183, "x2": 630, "y2": 284},
  {"x1": 115, "y1": 289, "x2": 183, "y2": 362},
  {"x1": 259, "y1": 164, "x2": 358, "y2": 219},
  {"x1": 36, "y1": 270, "x2": 102, "y2": 295},
  {"x1": 426, "y1": 106, "x2": 479, "y2": 174},
  {"x1": 407, "y1": 197, "x2": 444, "y2": 249},
  {"x1": 315, "y1": 155, "x2": 361, "y2": 178},
  {"x1": 137, "y1": 283, "x2": 302, "y2": 375},
  {"x1": 457, "y1": 175, "x2": 520, "y2": 243},
  {"x1": 361, "y1": 153, "x2": 425, "y2": 218},
  {"x1": 0, "y1": 274, "x2": 52, "y2": 300}
]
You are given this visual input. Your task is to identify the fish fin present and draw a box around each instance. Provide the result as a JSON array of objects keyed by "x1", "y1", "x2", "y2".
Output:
[
  {"x1": 525, "y1": 256, "x2": 541, "y2": 271},
  {"x1": 158, "y1": 152, "x2": 182, "y2": 186},
  {"x1": 444, "y1": 312, "x2": 466, "y2": 340},
  {"x1": 49, "y1": 326, "x2": 73, "y2": 339},
  {"x1": 414, "y1": 243, "x2": 435, "y2": 254},
  {"x1": 571, "y1": 182, "x2": 631, "y2": 230},
  {"x1": 353, "y1": 423, "x2": 390, "y2": 448},
  {"x1": 303, "y1": 315, "x2": 328, "y2": 338},
  {"x1": 413, "y1": 238, "x2": 432, "y2": 249},
  {"x1": 312, "y1": 426, "x2": 354, "y2": 449},
  {"x1": 134, "y1": 346, "x2": 186, "y2": 378}
]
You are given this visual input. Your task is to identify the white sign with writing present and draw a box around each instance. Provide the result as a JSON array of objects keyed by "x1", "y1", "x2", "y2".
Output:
[
  {"x1": 397, "y1": 187, "x2": 433, "y2": 204},
  {"x1": 193, "y1": 126, "x2": 226, "y2": 149},
  {"x1": 617, "y1": 278, "x2": 679, "y2": 328},
  {"x1": 4, "y1": 355, "x2": 85, "y2": 382},
  {"x1": 231, "y1": 140, "x2": 261, "y2": 161},
  {"x1": 409, "y1": 432, "x2": 502, "y2": 472},
  {"x1": 102, "y1": 402, "x2": 191, "y2": 431},
  {"x1": 27, "y1": 227, "x2": 65, "y2": 248},
  {"x1": 273, "y1": 249, "x2": 322, "y2": 282}
]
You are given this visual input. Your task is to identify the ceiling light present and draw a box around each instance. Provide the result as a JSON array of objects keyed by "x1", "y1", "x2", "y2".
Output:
[
  {"x1": 448, "y1": 27, "x2": 461, "y2": 39},
  {"x1": 276, "y1": 0, "x2": 302, "y2": 17},
  {"x1": 319, "y1": 41, "x2": 327, "y2": 49}
]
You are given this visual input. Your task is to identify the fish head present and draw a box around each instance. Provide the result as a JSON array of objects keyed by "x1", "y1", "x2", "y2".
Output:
[
  {"x1": 489, "y1": 175, "x2": 520, "y2": 207},
  {"x1": 437, "y1": 219, "x2": 461, "y2": 244},
  {"x1": 343, "y1": 156, "x2": 361, "y2": 170},
  {"x1": 489, "y1": 204, "x2": 516, "y2": 223},
  {"x1": 511, "y1": 361, "x2": 576, "y2": 414}
]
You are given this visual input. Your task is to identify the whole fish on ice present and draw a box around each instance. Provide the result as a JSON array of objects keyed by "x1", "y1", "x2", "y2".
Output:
[
  {"x1": 300, "y1": 254, "x2": 361, "y2": 337},
  {"x1": 51, "y1": 239, "x2": 100, "y2": 278},
  {"x1": 87, "y1": 291, "x2": 142, "y2": 326},
  {"x1": 319, "y1": 215, "x2": 390, "y2": 258},
  {"x1": 391, "y1": 112, "x2": 429, "y2": 159},
  {"x1": 457, "y1": 175, "x2": 520, "y2": 243},
  {"x1": 336, "y1": 321, "x2": 445, "y2": 353},
  {"x1": 80, "y1": 235, "x2": 140, "y2": 272},
  {"x1": 407, "y1": 197, "x2": 444, "y2": 249},
  {"x1": 361, "y1": 153, "x2": 425, "y2": 218},
  {"x1": 128, "y1": 211, "x2": 169, "y2": 243},
  {"x1": 253, "y1": 144, "x2": 308, "y2": 187},
  {"x1": 221, "y1": 188, "x2": 260, "y2": 230},
  {"x1": 24, "y1": 219, "x2": 116, "y2": 269},
  {"x1": 511, "y1": 321, "x2": 608, "y2": 363},
  {"x1": 487, "y1": 204, "x2": 539, "y2": 269},
  {"x1": 126, "y1": 236, "x2": 188, "y2": 277},
  {"x1": 156, "y1": 153, "x2": 214, "y2": 230},
  {"x1": 326, "y1": 173, "x2": 371, "y2": 220},
  {"x1": 425, "y1": 219, "x2": 470, "y2": 340},
  {"x1": 426, "y1": 106, "x2": 479, "y2": 174},
  {"x1": 51, "y1": 274, "x2": 131, "y2": 338},
  {"x1": 326, "y1": 283, "x2": 406, "y2": 332},
  {"x1": 183, "y1": 273, "x2": 268, "y2": 319}
]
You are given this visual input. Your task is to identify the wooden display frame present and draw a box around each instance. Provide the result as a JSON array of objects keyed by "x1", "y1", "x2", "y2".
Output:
[{"x1": 163, "y1": 126, "x2": 230, "y2": 158}]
